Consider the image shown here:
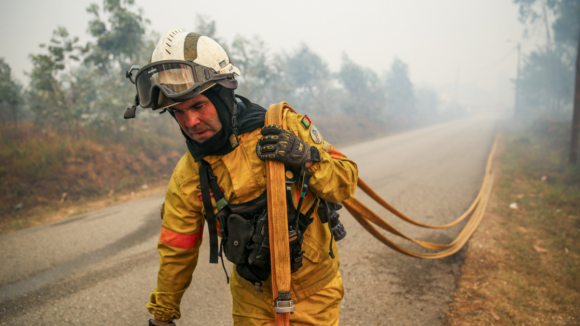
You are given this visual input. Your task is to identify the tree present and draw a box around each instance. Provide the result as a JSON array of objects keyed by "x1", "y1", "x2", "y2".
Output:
[
  {"x1": 519, "y1": 48, "x2": 574, "y2": 114},
  {"x1": 415, "y1": 87, "x2": 439, "y2": 118},
  {"x1": 194, "y1": 14, "x2": 225, "y2": 47},
  {"x1": 77, "y1": 0, "x2": 154, "y2": 138},
  {"x1": 230, "y1": 35, "x2": 276, "y2": 105},
  {"x1": 26, "y1": 26, "x2": 84, "y2": 130},
  {"x1": 385, "y1": 58, "x2": 416, "y2": 120},
  {"x1": 284, "y1": 44, "x2": 329, "y2": 91},
  {"x1": 337, "y1": 54, "x2": 385, "y2": 118},
  {"x1": 0, "y1": 58, "x2": 23, "y2": 128},
  {"x1": 513, "y1": 0, "x2": 580, "y2": 164},
  {"x1": 85, "y1": 0, "x2": 147, "y2": 70},
  {"x1": 25, "y1": 1, "x2": 150, "y2": 136},
  {"x1": 279, "y1": 44, "x2": 337, "y2": 114},
  {"x1": 551, "y1": 0, "x2": 580, "y2": 49},
  {"x1": 513, "y1": 0, "x2": 579, "y2": 116}
]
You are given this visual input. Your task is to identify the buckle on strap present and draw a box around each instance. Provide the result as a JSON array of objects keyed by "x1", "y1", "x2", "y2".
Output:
[
  {"x1": 274, "y1": 291, "x2": 295, "y2": 314},
  {"x1": 216, "y1": 197, "x2": 228, "y2": 211}
]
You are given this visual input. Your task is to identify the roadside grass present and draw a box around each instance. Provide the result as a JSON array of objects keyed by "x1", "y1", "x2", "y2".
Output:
[
  {"x1": 446, "y1": 119, "x2": 580, "y2": 326},
  {"x1": 0, "y1": 119, "x2": 184, "y2": 234}
]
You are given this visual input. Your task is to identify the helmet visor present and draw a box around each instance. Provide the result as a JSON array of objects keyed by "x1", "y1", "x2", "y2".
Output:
[
  {"x1": 136, "y1": 62, "x2": 201, "y2": 108},
  {"x1": 134, "y1": 60, "x2": 236, "y2": 109}
]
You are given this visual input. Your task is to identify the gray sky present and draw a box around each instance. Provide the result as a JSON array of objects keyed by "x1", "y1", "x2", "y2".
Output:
[{"x1": 1, "y1": 0, "x2": 544, "y2": 110}]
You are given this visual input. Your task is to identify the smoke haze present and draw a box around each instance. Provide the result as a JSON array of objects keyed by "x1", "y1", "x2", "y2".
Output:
[{"x1": 0, "y1": 0, "x2": 547, "y2": 112}]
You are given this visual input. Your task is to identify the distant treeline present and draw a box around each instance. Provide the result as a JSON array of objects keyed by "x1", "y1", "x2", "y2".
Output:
[
  {"x1": 0, "y1": 1, "x2": 466, "y2": 139},
  {"x1": 0, "y1": 0, "x2": 457, "y2": 222},
  {"x1": 0, "y1": 1, "x2": 578, "y2": 136}
]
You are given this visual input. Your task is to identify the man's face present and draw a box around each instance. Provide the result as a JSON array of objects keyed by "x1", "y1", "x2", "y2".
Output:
[{"x1": 170, "y1": 94, "x2": 223, "y2": 143}]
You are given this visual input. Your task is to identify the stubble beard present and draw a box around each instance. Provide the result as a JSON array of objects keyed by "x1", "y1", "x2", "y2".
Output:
[{"x1": 187, "y1": 125, "x2": 215, "y2": 143}]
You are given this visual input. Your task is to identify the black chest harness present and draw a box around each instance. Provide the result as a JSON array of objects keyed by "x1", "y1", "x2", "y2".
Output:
[{"x1": 198, "y1": 160, "x2": 346, "y2": 291}]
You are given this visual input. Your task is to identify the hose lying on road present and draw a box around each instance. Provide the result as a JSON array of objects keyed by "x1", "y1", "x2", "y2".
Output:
[{"x1": 342, "y1": 136, "x2": 497, "y2": 259}]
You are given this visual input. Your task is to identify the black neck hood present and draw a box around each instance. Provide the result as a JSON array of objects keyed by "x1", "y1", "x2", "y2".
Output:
[{"x1": 170, "y1": 85, "x2": 267, "y2": 162}]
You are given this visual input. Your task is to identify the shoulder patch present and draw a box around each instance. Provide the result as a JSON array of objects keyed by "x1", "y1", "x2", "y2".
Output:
[
  {"x1": 310, "y1": 124, "x2": 323, "y2": 144},
  {"x1": 301, "y1": 115, "x2": 312, "y2": 129}
]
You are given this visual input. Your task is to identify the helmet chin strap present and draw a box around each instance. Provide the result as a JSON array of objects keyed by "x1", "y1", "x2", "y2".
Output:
[{"x1": 231, "y1": 89, "x2": 238, "y2": 134}]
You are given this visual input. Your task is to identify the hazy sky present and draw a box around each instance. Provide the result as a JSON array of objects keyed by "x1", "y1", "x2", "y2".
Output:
[{"x1": 1, "y1": 0, "x2": 545, "y2": 109}]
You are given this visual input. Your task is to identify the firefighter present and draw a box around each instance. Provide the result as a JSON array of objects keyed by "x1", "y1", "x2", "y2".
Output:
[{"x1": 124, "y1": 29, "x2": 358, "y2": 326}]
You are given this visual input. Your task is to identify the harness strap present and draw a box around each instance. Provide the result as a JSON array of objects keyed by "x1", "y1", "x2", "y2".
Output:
[
  {"x1": 219, "y1": 239, "x2": 230, "y2": 283},
  {"x1": 303, "y1": 197, "x2": 319, "y2": 222},
  {"x1": 293, "y1": 172, "x2": 311, "y2": 230},
  {"x1": 206, "y1": 164, "x2": 228, "y2": 211},
  {"x1": 325, "y1": 202, "x2": 336, "y2": 259},
  {"x1": 285, "y1": 184, "x2": 318, "y2": 229},
  {"x1": 199, "y1": 160, "x2": 221, "y2": 264}
]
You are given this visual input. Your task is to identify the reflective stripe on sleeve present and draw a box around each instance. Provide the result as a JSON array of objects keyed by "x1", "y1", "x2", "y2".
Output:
[{"x1": 159, "y1": 225, "x2": 204, "y2": 249}]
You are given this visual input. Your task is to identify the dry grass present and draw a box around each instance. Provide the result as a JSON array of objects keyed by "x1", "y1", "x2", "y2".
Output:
[
  {"x1": 446, "y1": 120, "x2": 580, "y2": 326},
  {"x1": 0, "y1": 120, "x2": 184, "y2": 233}
]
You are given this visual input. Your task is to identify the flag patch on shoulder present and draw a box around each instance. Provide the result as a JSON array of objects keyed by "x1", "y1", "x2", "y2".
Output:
[{"x1": 301, "y1": 115, "x2": 311, "y2": 129}]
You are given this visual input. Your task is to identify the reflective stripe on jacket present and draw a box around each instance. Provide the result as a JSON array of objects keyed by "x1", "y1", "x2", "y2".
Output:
[{"x1": 147, "y1": 111, "x2": 358, "y2": 322}]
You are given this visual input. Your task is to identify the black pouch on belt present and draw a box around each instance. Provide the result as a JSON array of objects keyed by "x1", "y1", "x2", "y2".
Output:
[
  {"x1": 317, "y1": 199, "x2": 346, "y2": 258},
  {"x1": 225, "y1": 192, "x2": 269, "y2": 267},
  {"x1": 227, "y1": 193, "x2": 271, "y2": 287},
  {"x1": 224, "y1": 214, "x2": 255, "y2": 265}
]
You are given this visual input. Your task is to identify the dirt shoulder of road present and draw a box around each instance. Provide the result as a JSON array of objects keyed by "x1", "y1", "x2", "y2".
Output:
[
  {"x1": 446, "y1": 120, "x2": 580, "y2": 326},
  {"x1": 0, "y1": 182, "x2": 166, "y2": 235}
]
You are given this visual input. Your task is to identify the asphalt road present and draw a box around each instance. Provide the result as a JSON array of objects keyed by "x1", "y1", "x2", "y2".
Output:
[{"x1": 0, "y1": 115, "x2": 497, "y2": 325}]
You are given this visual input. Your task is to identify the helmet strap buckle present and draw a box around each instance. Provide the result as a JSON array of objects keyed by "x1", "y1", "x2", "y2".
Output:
[{"x1": 124, "y1": 94, "x2": 139, "y2": 119}]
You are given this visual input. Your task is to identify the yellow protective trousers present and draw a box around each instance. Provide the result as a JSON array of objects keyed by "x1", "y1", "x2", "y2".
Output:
[{"x1": 231, "y1": 271, "x2": 344, "y2": 326}]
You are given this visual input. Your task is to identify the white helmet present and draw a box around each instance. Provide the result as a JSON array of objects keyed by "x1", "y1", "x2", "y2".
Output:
[
  {"x1": 125, "y1": 29, "x2": 241, "y2": 118},
  {"x1": 151, "y1": 29, "x2": 240, "y2": 76}
]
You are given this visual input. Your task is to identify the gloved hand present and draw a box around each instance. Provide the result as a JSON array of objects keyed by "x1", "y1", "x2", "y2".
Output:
[
  {"x1": 149, "y1": 319, "x2": 175, "y2": 326},
  {"x1": 258, "y1": 124, "x2": 320, "y2": 171}
]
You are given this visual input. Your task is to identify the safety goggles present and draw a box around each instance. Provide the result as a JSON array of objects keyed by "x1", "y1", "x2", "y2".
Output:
[{"x1": 126, "y1": 60, "x2": 237, "y2": 109}]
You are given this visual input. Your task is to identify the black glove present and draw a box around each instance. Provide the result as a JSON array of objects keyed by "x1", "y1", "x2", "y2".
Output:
[
  {"x1": 258, "y1": 124, "x2": 320, "y2": 171},
  {"x1": 149, "y1": 319, "x2": 175, "y2": 326}
]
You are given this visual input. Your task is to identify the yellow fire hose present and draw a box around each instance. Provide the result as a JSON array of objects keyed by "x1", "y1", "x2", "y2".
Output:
[
  {"x1": 342, "y1": 136, "x2": 497, "y2": 258},
  {"x1": 265, "y1": 103, "x2": 295, "y2": 325},
  {"x1": 265, "y1": 103, "x2": 497, "y2": 324}
]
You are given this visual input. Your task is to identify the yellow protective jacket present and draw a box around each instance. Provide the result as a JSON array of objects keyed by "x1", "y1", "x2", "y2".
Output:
[{"x1": 147, "y1": 110, "x2": 358, "y2": 322}]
